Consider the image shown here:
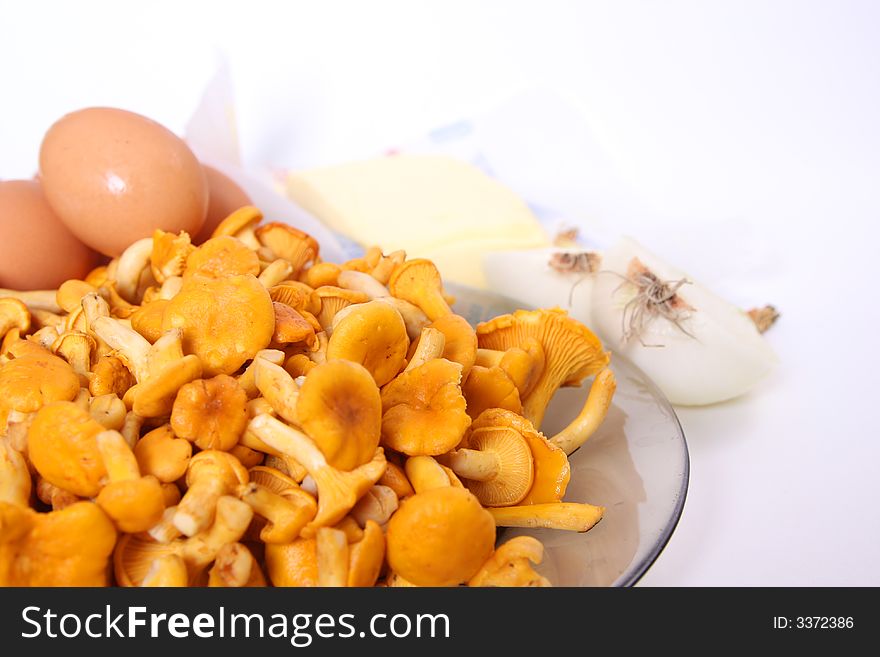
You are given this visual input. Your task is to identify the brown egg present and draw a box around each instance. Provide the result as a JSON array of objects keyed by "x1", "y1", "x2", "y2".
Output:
[
  {"x1": 0, "y1": 180, "x2": 98, "y2": 290},
  {"x1": 194, "y1": 165, "x2": 253, "y2": 244},
  {"x1": 39, "y1": 107, "x2": 209, "y2": 257}
]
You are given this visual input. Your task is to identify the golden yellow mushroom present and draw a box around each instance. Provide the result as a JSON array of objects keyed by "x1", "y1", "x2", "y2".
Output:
[
  {"x1": 173, "y1": 450, "x2": 250, "y2": 537},
  {"x1": 256, "y1": 223, "x2": 320, "y2": 277},
  {"x1": 460, "y1": 364, "x2": 523, "y2": 419},
  {"x1": 487, "y1": 502, "x2": 605, "y2": 532},
  {"x1": 386, "y1": 486, "x2": 495, "y2": 587},
  {"x1": 265, "y1": 536, "x2": 317, "y2": 587},
  {"x1": 327, "y1": 299, "x2": 409, "y2": 386},
  {"x1": 162, "y1": 273, "x2": 275, "y2": 376},
  {"x1": 114, "y1": 495, "x2": 254, "y2": 587},
  {"x1": 185, "y1": 235, "x2": 261, "y2": 279},
  {"x1": 381, "y1": 358, "x2": 471, "y2": 456},
  {"x1": 27, "y1": 401, "x2": 106, "y2": 497},
  {"x1": 388, "y1": 258, "x2": 452, "y2": 321},
  {"x1": 0, "y1": 349, "x2": 80, "y2": 432},
  {"x1": 296, "y1": 359, "x2": 382, "y2": 471},
  {"x1": 151, "y1": 229, "x2": 195, "y2": 283},
  {"x1": 133, "y1": 424, "x2": 193, "y2": 483},
  {"x1": 549, "y1": 367, "x2": 617, "y2": 455},
  {"x1": 0, "y1": 501, "x2": 117, "y2": 586},
  {"x1": 170, "y1": 374, "x2": 249, "y2": 451},
  {"x1": 207, "y1": 542, "x2": 267, "y2": 587},
  {"x1": 210, "y1": 205, "x2": 262, "y2": 250},
  {"x1": 477, "y1": 308, "x2": 610, "y2": 429},
  {"x1": 428, "y1": 313, "x2": 477, "y2": 378},
  {"x1": 468, "y1": 536, "x2": 550, "y2": 587}
]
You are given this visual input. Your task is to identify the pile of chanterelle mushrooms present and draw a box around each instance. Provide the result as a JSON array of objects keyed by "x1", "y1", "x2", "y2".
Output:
[{"x1": 0, "y1": 206, "x2": 617, "y2": 587}]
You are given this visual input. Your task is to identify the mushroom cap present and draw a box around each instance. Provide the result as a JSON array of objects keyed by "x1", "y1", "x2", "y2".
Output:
[
  {"x1": 284, "y1": 353, "x2": 316, "y2": 378},
  {"x1": 499, "y1": 338, "x2": 546, "y2": 398},
  {"x1": 134, "y1": 424, "x2": 192, "y2": 483},
  {"x1": 272, "y1": 302, "x2": 317, "y2": 348},
  {"x1": 386, "y1": 486, "x2": 495, "y2": 587},
  {"x1": 211, "y1": 205, "x2": 262, "y2": 239},
  {"x1": 151, "y1": 229, "x2": 195, "y2": 283},
  {"x1": 184, "y1": 235, "x2": 261, "y2": 279},
  {"x1": 256, "y1": 223, "x2": 319, "y2": 275},
  {"x1": 270, "y1": 282, "x2": 322, "y2": 316},
  {"x1": 89, "y1": 355, "x2": 135, "y2": 398},
  {"x1": 460, "y1": 364, "x2": 522, "y2": 420},
  {"x1": 163, "y1": 273, "x2": 275, "y2": 376},
  {"x1": 380, "y1": 358, "x2": 471, "y2": 456},
  {"x1": 428, "y1": 313, "x2": 477, "y2": 377},
  {"x1": 477, "y1": 308, "x2": 610, "y2": 428},
  {"x1": 0, "y1": 501, "x2": 116, "y2": 586},
  {"x1": 27, "y1": 401, "x2": 107, "y2": 497},
  {"x1": 0, "y1": 297, "x2": 31, "y2": 336},
  {"x1": 473, "y1": 408, "x2": 570, "y2": 505},
  {"x1": 130, "y1": 298, "x2": 170, "y2": 343},
  {"x1": 95, "y1": 475, "x2": 166, "y2": 533},
  {"x1": 388, "y1": 258, "x2": 451, "y2": 321},
  {"x1": 468, "y1": 535, "x2": 550, "y2": 587},
  {"x1": 248, "y1": 465, "x2": 301, "y2": 496},
  {"x1": 133, "y1": 354, "x2": 203, "y2": 418},
  {"x1": 0, "y1": 350, "x2": 80, "y2": 429},
  {"x1": 55, "y1": 280, "x2": 98, "y2": 314},
  {"x1": 297, "y1": 359, "x2": 382, "y2": 471},
  {"x1": 326, "y1": 300, "x2": 408, "y2": 386},
  {"x1": 170, "y1": 374, "x2": 249, "y2": 451},
  {"x1": 304, "y1": 262, "x2": 342, "y2": 288},
  {"x1": 348, "y1": 519, "x2": 386, "y2": 587},
  {"x1": 314, "y1": 286, "x2": 369, "y2": 330},
  {"x1": 265, "y1": 537, "x2": 318, "y2": 587},
  {"x1": 459, "y1": 426, "x2": 534, "y2": 507}
]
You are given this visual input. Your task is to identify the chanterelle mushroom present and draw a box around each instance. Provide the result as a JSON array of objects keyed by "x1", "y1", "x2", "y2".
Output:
[
  {"x1": 0, "y1": 348, "x2": 80, "y2": 432},
  {"x1": 477, "y1": 308, "x2": 610, "y2": 428},
  {"x1": 388, "y1": 258, "x2": 452, "y2": 321},
  {"x1": 247, "y1": 414, "x2": 386, "y2": 535},
  {"x1": 162, "y1": 273, "x2": 275, "y2": 376},
  {"x1": 468, "y1": 536, "x2": 550, "y2": 587},
  {"x1": 0, "y1": 501, "x2": 117, "y2": 586},
  {"x1": 27, "y1": 401, "x2": 107, "y2": 498},
  {"x1": 380, "y1": 358, "x2": 471, "y2": 456},
  {"x1": 296, "y1": 359, "x2": 382, "y2": 471},
  {"x1": 386, "y1": 486, "x2": 495, "y2": 587},
  {"x1": 185, "y1": 235, "x2": 261, "y2": 279},
  {"x1": 173, "y1": 450, "x2": 249, "y2": 537},
  {"x1": 326, "y1": 300, "x2": 409, "y2": 386},
  {"x1": 256, "y1": 223, "x2": 319, "y2": 276},
  {"x1": 170, "y1": 374, "x2": 249, "y2": 451}
]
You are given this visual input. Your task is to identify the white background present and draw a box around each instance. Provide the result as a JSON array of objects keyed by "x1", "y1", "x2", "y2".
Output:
[{"x1": 1, "y1": 0, "x2": 878, "y2": 585}]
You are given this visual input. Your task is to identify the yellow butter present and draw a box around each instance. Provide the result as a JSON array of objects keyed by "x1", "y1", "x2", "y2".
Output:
[{"x1": 284, "y1": 155, "x2": 548, "y2": 288}]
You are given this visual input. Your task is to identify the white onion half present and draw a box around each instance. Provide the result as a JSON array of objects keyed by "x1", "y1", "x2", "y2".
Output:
[
  {"x1": 590, "y1": 237, "x2": 777, "y2": 406},
  {"x1": 482, "y1": 248, "x2": 596, "y2": 317}
]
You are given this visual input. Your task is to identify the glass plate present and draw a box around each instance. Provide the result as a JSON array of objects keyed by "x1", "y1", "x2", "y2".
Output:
[{"x1": 449, "y1": 283, "x2": 690, "y2": 587}]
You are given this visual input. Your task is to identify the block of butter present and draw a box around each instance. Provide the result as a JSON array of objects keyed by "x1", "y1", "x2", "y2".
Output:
[{"x1": 283, "y1": 155, "x2": 548, "y2": 288}]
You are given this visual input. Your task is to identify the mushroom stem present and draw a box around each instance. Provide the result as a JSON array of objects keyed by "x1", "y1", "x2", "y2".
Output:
[
  {"x1": 254, "y1": 357, "x2": 301, "y2": 424},
  {"x1": 0, "y1": 438, "x2": 31, "y2": 506},
  {"x1": 239, "y1": 482, "x2": 316, "y2": 543},
  {"x1": 404, "y1": 456, "x2": 452, "y2": 493},
  {"x1": 404, "y1": 327, "x2": 446, "y2": 372},
  {"x1": 81, "y1": 292, "x2": 110, "y2": 328},
  {"x1": 89, "y1": 394, "x2": 127, "y2": 431},
  {"x1": 238, "y1": 349, "x2": 286, "y2": 399},
  {"x1": 248, "y1": 414, "x2": 387, "y2": 532},
  {"x1": 247, "y1": 414, "x2": 325, "y2": 473},
  {"x1": 120, "y1": 412, "x2": 145, "y2": 449},
  {"x1": 142, "y1": 554, "x2": 188, "y2": 587},
  {"x1": 350, "y1": 485, "x2": 399, "y2": 527},
  {"x1": 145, "y1": 328, "x2": 185, "y2": 378},
  {"x1": 549, "y1": 368, "x2": 617, "y2": 455},
  {"x1": 158, "y1": 276, "x2": 183, "y2": 300},
  {"x1": 487, "y1": 502, "x2": 605, "y2": 532},
  {"x1": 96, "y1": 430, "x2": 140, "y2": 483},
  {"x1": 447, "y1": 449, "x2": 500, "y2": 482},
  {"x1": 148, "y1": 506, "x2": 183, "y2": 544},
  {"x1": 114, "y1": 237, "x2": 154, "y2": 303},
  {"x1": 92, "y1": 316, "x2": 151, "y2": 381},
  {"x1": 141, "y1": 554, "x2": 189, "y2": 588},
  {"x1": 0, "y1": 289, "x2": 61, "y2": 313},
  {"x1": 258, "y1": 259, "x2": 294, "y2": 288},
  {"x1": 208, "y1": 543, "x2": 264, "y2": 587},
  {"x1": 474, "y1": 348, "x2": 505, "y2": 368},
  {"x1": 316, "y1": 527, "x2": 349, "y2": 587},
  {"x1": 338, "y1": 270, "x2": 390, "y2": 299},
  {"x1": 180, "y1": 496, "x2": 254, "y2": 569},
  {"x1": 374, "y1": 297, "x2": 430, "y2": 342}
]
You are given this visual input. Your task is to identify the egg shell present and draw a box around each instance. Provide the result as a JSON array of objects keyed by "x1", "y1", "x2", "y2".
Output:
[
  {"x1": 0, "y1": 179, "x2": 98, "y2": 290},
  {"x1": 39, "y1": 107, "x2": 208, "y2": 257},
  {"x1": 194, "y1": 164, "x2": 253, "y2": 244}
]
